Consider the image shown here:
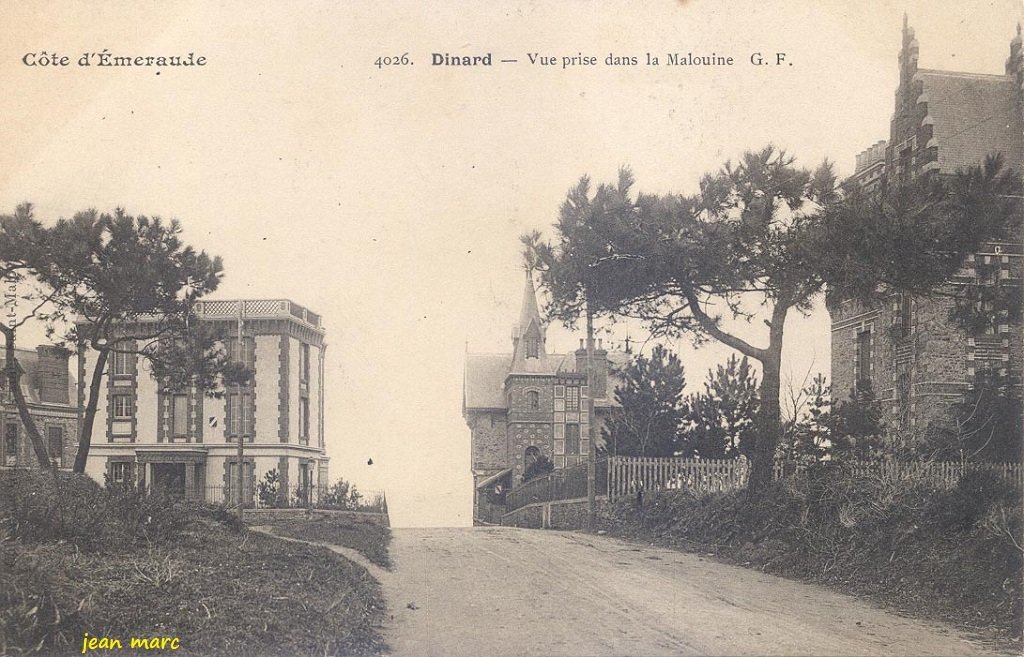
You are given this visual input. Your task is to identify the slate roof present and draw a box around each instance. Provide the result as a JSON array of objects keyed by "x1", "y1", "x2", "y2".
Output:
[
  {"x1": 2, "y1": 348, "x2": 75, "y2": 405},
  {"x1": 464, "y1": 349, "x2": 631, "y2": 411},
  {"x1": 917, "y1": 70, "x2": 1024, "y2": 172},
  {"x1": 464, "y1": 353, "x2": 511, "y2": 409}
]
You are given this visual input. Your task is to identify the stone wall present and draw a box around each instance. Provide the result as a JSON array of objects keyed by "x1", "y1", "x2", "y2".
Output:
[
  {"x1": 243, "y1": 508, "x2": 390, "y2": 527},
  {"x1": 830, "y1": 258, "x2": 1022, "y2": 440},
  {"x1": 468, "y1": 411, "x2": 507, "y2": 471}
]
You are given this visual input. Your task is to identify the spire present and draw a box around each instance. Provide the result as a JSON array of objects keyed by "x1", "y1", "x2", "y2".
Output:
[
  {"x1": 517, "y1": 269, "x2": 543, "y2": 336},
  {"x1": 511, "y1": 269, "x2": 546, "y2": 363}
]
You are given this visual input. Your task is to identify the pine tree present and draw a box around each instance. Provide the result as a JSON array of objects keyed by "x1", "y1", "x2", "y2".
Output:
[
  {"x1": 680, "y1": 355, "x2": 759, "y2": 459},
  {"x1": 603, "y1": 344, "x2": 685, "y2": 457}
]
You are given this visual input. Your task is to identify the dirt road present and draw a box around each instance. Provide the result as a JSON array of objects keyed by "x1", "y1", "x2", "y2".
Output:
[{"x1": 377, "y1": 527, "x2": 1007, "y2": 657}]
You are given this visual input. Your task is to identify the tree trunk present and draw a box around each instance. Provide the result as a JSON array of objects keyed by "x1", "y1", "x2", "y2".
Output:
[
  {"x1": 73, "y1": 348, "x2": 109, "y2": 473},
  {"x1": 747, "y1": 350, "x2": 782, "y2": 493},
  {"x1": 747, "y1": 298, "x2": 789, "y2": 495},
  {"x1": 1, "y1": 325, "x2": 52, "y2": 470}
]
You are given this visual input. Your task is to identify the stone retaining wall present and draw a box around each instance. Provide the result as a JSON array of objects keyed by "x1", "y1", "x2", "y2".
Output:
[{"x1": 243, "y1": 508, "x2": 390, "y2": 527}]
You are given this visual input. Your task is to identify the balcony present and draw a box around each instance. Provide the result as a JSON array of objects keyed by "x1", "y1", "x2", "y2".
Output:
[{"x1": 195, "y1": 299, "x2": 322, "y2": 330}]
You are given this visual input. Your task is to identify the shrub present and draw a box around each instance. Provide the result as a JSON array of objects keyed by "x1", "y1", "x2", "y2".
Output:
[
  {"x1": 318, "y1": 478, "x2": 364, "y2": 510},
  {"x1": 599, "y1": 464, "x2": 1023, "y2": 640},
  {"x1": 523, "y1": 455, "x2": 554, "y2": 482},
  {"x1": 257, "y1": 468, "x2": 282, "y2": 508},
  {"x1": 0, "y1": 470, "x2": 239, "y2": 551}
]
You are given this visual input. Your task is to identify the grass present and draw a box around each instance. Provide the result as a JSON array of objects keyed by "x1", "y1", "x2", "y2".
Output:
[
  {"x1": 265, "y1": 515, "x2": 392, "y2": 569},
  {"x1": 598, "y1": 463, "x2": 1023, "y2": 648},
  {"x1": 1, "y1": 471, "x2": 386, "y2": 656}
]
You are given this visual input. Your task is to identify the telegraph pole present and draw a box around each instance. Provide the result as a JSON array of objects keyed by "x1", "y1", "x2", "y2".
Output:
[
  {"x1": 235, "y1": 302, "x2": 245, "y2": 523},
  {"x1": 585, "y1": 302, "x2": 596, "y2": 531}
]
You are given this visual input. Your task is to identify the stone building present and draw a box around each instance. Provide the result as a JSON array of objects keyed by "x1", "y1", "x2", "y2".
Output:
[
  {"x1": 80, "y1": 298, "x2": 329, "y2": 504},
  {"x1": 0, "y1": 346, "x2": 79, "y2": 470},
  {"x1": 829, "y1": 18, "x2": 1023, "y2": 435},
  {"x1": 463, "y1": 273, "x2": 626, "y2": 524}
]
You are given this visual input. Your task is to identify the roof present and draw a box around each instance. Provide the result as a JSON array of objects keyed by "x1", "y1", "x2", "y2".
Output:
[
  {"x1": 509, "y1": 272, "x2": 550, "y2": 372},
  {"x1": 3, "y1": 347, "x2": 75, "y2": 405},
  {"x1": 475, "y1": 469, "x2": 512, "y2": 490},
  {"x1": 508, "y1": 352, "x2": 573, "y2": 376},
  {"x1": 516, "y1": 273, "x2": 543, "y2": 338},
  {"x1": 464, "y1": 354, "x2": 511, "y2": 408},
  {"x1": 916, "y1": 70, "x2": 1024, "y2": 173},
  {"x1": 464, "y1": 349, "x2": 630, "y2": 411}
]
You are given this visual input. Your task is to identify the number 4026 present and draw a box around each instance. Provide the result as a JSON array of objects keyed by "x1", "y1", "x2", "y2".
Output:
[{"x1": 375, "y1": 53, "x2": 411, "y2": 68}]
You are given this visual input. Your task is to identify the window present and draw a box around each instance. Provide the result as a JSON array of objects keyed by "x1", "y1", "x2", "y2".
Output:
[
  {"x1": 526, "y1": 390, "x2": 539, "y2": 410},
  {"x1": 300, "y1": 343, "x2": 311, "y2": 384},
  {"x1": 4, "y1": 424, "x2": 17, "y2": 466},
  {"x1": 110, "y1": 461, "x2": 131, "y2": 486},
  {"x1": 899, "y1": 294, "x2": 912, "y2": 338},
  {"x1": 112, "y1": 350, "x2": 132, "y2": 377},
  {"x1": 112, "y1": 394, "x2": 132, "y2": 419},
  {"x1": 47, "y1": 426, "x2": 63, "y2": 464},
  {"x1": 856, "y1": 331, "x2": 872, "y2": 393},
  {"x1": 525, "y1": 338, "x2": 538, "y2": 359},
  {"x1": 226, "y1": 461, "x2": 254, "y2": 506},
  {"x1": 227, "y1": 392, "x2": 253, "y2": 437},
  {"x1": 565, "y1": 424, "x2": 580, "y2": 455},
  {"x1": 172, "y1": 394, "x2": 188, "y2": 437},
  {"x1": 226, "y1": 336, "x2": 254, "y2": 366},
  {"x1": 299, "y1": 397, "x2": 310, "y2": 442},
  {"x1": 565, "y1": 386, "x2": 580, "y2": 412}
]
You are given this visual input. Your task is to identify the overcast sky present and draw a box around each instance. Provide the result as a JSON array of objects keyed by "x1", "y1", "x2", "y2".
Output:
[{"x1": 1, "y1": 1, "x2": 1020, "y2": 526}]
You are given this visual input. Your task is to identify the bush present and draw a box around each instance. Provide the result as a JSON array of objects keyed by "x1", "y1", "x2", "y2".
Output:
[
  {"x1": 0, "y1": 470, "x2": 237, "y2": 551},
  {"x1": 523, "y1": 455, "x2": 554, "y2": 482},
  {"x1": 599, "y1": 465, "x2": 1023, "y2": 640},
  {"x1": 318, "y1": 478, "x2": 364, "y2": 510},
  {"x1": 257, "y1": 468, "x2": 282, "y2": 508}
]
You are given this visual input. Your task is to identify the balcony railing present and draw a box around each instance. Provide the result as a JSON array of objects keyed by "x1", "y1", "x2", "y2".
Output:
[{"x1": 195, "y1": 299, "x2": 323, "y2": 329}]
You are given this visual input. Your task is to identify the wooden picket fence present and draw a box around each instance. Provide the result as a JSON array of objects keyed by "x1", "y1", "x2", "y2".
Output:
[{"x1": 606, "y1": 456, "x2": 1024, "y2": 501}]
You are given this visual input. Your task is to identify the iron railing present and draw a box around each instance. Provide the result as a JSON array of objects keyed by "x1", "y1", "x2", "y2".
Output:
[{"x1": 506, "y1": 459, "x2": 607, "y2": 512}]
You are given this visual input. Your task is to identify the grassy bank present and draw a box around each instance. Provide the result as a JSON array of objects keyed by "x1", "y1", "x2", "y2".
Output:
[
  {"x1": 266, "y1": 515, "x2": 392, "y2": 569},
  {"x1": 599, "y1": 463, "x2": 1023, "y2": 645},
  {"x1": 0, "y1": 471, "x2": 385, "y2": 656}
]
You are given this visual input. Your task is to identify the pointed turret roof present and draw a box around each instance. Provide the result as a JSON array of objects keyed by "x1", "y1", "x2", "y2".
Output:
[
  {"x1": 509, "y1": 270, "x2": 551, "y2": 373},
  {"x1": 517, "y1": 269, "x2": 543, "y2": 337}
]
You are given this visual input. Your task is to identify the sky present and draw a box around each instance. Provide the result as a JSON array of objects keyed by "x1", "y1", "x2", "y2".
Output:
[{"x1": 1, "y1": 0, "x2": 1021, "y2": 527}]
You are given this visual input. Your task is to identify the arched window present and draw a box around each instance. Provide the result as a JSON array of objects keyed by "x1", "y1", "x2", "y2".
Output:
[
  {"x1": 526, "y1": 338, "x2": 539, "y2": 358},
  {"x1": 526, "y1": 390, "x2": 539, "y2": 410},
  {"x1": 524, "y1": 446, "x2": 540, "y2": 470}
]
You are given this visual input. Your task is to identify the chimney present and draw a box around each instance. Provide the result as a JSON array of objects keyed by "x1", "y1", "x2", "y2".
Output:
[
  {"x1": 574, "y1": 337, "x2": 610, "y2": 399},
  {"x1": 35, "y1": 345, "x2": 70, "y2": 404},
  {"x1": 1007, "y1": 24, "x2": 1024, "y2": 93}
]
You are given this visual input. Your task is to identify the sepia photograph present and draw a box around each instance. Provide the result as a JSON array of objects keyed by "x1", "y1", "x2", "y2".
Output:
[{"x1": 0, "y1": 1, "x2": 1022, "y2": 655}]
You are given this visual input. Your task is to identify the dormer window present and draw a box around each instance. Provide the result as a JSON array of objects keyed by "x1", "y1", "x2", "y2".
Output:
[{"x1": 525, "y1": 338, "x2": 539, "y2": 359}]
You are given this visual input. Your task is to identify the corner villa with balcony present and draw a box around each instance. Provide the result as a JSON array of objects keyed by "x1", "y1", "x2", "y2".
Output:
[{"x1": 76, "y1": 298, "x2": 329, "y2": 505}]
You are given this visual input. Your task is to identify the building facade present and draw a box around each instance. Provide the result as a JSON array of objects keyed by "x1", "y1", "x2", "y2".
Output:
[
  {"x1": 0, "y1": 346, "x2": 79, "y2": 470},
  {"x1": 463, "y1": 274, "x2": 626, "y2": 524},
  {"x1": 81, "y1": 298, "x2": 329, "y2": 505},
  {"x1": 829, "y1": 19, "x2": 1024, "y2": 435}
]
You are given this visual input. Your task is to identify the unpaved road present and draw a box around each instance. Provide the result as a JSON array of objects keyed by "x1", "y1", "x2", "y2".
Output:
[{"x1": 376, "y1": 527, "x2": 1008, "y2": 657}]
